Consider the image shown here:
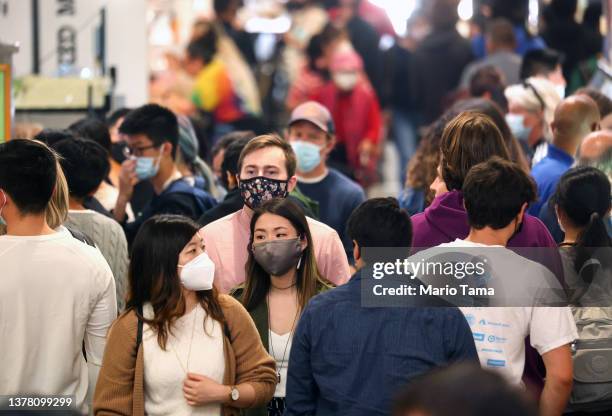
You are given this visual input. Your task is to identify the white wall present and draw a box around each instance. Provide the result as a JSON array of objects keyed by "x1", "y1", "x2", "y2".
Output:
[
  {"x1": 0, "y1": 0, "x2": 33, "y2": 76},
  {"x1": 106, "y1": 0, "x2": 148, "y2": 107},
  {"x1": 0, "y1": 0, "x2": 148, "y2": 108}
]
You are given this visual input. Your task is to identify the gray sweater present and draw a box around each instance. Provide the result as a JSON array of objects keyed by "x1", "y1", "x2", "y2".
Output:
[{"x1": 65, "y1": 210, "x2": 129, "y2": 311}]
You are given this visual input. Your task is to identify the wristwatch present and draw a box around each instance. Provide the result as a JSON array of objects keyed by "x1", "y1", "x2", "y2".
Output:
[{"x1": 230, "y1": 386, "x2": 240, "y2": 402}]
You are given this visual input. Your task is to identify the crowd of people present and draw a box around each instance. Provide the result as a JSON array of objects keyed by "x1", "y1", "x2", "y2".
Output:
[{"x1": 2, "y1": 0, "x2": 612, "y2": 415}]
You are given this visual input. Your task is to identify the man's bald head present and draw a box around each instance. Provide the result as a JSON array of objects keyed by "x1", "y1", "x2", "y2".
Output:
[
  {"x1": 579, "y1": 130, "x2": 612, "y2": 161},
  {"x1": 551, "y1": 95, "x2": 601, "y2": 152}
]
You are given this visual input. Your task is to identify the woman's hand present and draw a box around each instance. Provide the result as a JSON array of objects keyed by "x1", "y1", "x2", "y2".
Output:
[{"x1": 183, "y1": 372, "x2": 230, "y2": 406}]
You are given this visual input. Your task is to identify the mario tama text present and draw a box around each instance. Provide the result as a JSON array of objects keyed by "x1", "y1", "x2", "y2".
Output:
[
  {"x1": 360, "y1": 247, "x2": 573, "y2": 308},
  {"x1": 371, "y1": 257, "x2": 493, "y2": 298}
]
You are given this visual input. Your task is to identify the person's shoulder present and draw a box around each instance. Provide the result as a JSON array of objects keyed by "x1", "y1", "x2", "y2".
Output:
[
  {"x1": 328, "y1": 169, "x2": 365, "y2": 196},
  {"x1": 306, "y1": 215, "x2": 337, "y2": 236},
  {"x1": 522, "y1": 214, "x2": 556, "y2": 245},
  {"x1": 308, "y1": 283, "x2": 352, "y2": 311},
  {"x1": 531, "y1": 154, "x2": 553, "y2": 174},
  {"x1": 218, "y1": 294, "x2": 251, "y2": 321},
  {"x1": 202, "y1": 210, "x2": 239, "y2": 233},
  {"x1": 58, "y1": 227, "x2": 110, "y2": 264},
  {"x1": 84, "y1": 210, "x2": 125, "y2": 234},
  {"x1": 109, "y1": 308, "x2": 139, "y2": 340},
  {"x1": 410, "y1": 210, "x2": 427, "y2": 226}
]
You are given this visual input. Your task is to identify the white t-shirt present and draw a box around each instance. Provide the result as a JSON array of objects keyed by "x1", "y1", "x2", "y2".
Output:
[
  {"x1": 143, "y1": 303, "x2": 225, "y2": 416},
  {"x1": 269, "y1": 331, "x2": 293, "y2": 398},
  {"x1": 0, "y1": 227, "x2": 117, "y2": 413},
  {"x1": 440, "y1": 239, "x2": 578, "y2": 385}
]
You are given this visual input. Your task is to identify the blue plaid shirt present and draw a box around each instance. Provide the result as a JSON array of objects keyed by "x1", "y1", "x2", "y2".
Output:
[{"x1": 285, "y1": 271, "x2": 479, "y2": 416}]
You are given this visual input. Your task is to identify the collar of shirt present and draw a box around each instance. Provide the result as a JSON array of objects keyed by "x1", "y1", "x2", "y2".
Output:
[
  {"x1": 297, "y1": 169, "x2": 329, "y2": 184},
  {"x1": 160, "y1": 169, "x2": 183, "y2": 193},
  {"x1": 547, "y1": 143, "x2": 574, "y2": 166}
]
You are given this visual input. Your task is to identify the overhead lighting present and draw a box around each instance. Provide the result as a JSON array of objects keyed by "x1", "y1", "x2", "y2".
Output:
[
  {"x1": 369, "y1": 0, "x2": 418, "y2": 37},
  {"x1": 458, "y1": 0, "x2": 473, "y2": 21}
]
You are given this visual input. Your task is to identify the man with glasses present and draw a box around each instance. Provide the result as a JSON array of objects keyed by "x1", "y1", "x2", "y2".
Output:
[{"x1": 113, "y1": 104, "x2": 216, "y2": 243}]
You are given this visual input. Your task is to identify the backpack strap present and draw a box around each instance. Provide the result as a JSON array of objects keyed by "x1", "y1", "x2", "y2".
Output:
[
  {"x1": 65, "y1": 226, "x2": 96, "y2": 248},
  {"x1": 164, "y1": 178, "x2": 217, "y2": 216}
]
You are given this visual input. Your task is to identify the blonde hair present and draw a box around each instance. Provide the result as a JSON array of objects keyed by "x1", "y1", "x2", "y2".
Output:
[
  {"x1": 0, "y1": 141, "x2": 67, "y2": 234},
  {"x1": 504, "y1": 77, "x2": 562, "y2": 140},
  {"x1": 46, "y1": 160, "x2": 69, "y2": 229}
]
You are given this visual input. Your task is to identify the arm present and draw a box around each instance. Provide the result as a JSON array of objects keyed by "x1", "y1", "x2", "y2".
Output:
[
  {"x1": 93, "y1": 314, "x2": 138, "y2": 416},
  {"x1": 358, "y1": 93, "x2": 383, "y2": 168},
  {"x1": 364, "y1": 93, "x2": 382, "y2": 145},
  {"x1": 530, "y1": 307, "x2": 577, "y2": 416},
  {"x1": 285, "y1": 306, "x2": 318, "y2": 415},
  {"x1": 445, "y1": 309, "x2": 479, "y2": 363},
  {"x1": 85, "y1": 269, "x2": 117, "y2": 370},
  {"x1": 85, "y1": 268, "x2": 117, "y2": 412},
  {"x1": 225, "y1": 297, "x2": 277, "y2": 407},
  {"x1": 540, "y1": 345, "x2": 573, "y2": 416},
  {"x1": 183, "y1": 296, "x2": 276, "y2": 408},
  {"x1": 113, "y1": 160, "x2": 137, "y2": 224}
]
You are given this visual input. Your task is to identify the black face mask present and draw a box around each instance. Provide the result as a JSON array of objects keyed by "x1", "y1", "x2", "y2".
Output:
[{"x1": 111, "y1": 141, "x2": 128, "y2": 164}]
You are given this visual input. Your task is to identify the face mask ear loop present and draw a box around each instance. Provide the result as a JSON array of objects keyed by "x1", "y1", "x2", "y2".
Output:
[{"x1": 0, "y1": 190, "x2": 6, "y2": 217}]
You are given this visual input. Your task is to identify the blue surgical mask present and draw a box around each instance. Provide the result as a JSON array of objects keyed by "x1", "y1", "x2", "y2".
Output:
[
  {"x1": 292, "y1": 140, "x2": 322, "y2": 173},
  {"x1": 505, "y1": 113, "x2": 532, "y2": 142},
  {"x1": 134, "y1": 147, "x2": 162, "y2": 180},
  {"x1": 554, "y1": 84, "x2": 566, "y2": 99},
  {"x1": 134, "y1": 156, "x2": 160, "y2": 180}
]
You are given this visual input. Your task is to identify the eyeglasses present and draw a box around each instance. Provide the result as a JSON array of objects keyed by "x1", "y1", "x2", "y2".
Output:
[{"x1": 123, "y1": 144, "x2": 159, "y2": 158}]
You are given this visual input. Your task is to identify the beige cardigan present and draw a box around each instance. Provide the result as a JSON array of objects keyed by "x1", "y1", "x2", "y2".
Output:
[{"x1": 93, "y1": 295, "x2": 277, "y2": 415}]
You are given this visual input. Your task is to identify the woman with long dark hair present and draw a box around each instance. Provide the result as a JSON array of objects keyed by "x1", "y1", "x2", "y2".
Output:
[
  {"x1": 233, "y1": 198, "x2": 332, "y2": 416},
  {"x1": 552, "y1": 166, "x2": 612, "y2": 305},
  {"x1": 94, "y1": 215, "x2": 276, "y2": 416}
]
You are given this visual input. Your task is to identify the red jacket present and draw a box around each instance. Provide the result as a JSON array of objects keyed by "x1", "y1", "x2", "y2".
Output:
[{"x1": 312, "y1": 79, "x2": 382, "y2": 182}]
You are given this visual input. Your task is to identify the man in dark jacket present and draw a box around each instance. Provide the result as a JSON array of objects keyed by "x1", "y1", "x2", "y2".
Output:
[
  {"x1": 411, "y1": 0, "x2": 474, "y2": 125},
  {"x1": 113, "y1": 104, "x2": 216, "y2": 243}
]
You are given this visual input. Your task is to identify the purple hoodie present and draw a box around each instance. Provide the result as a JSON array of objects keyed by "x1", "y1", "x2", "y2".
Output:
[{"x1": 411, "y1": 190, "x2": 557, "y2": 249}]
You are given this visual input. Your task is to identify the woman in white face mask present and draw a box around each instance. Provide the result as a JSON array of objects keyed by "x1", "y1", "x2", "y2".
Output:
[{"x1": 94, "y1": 215, "x2": 277, "y2": 416}]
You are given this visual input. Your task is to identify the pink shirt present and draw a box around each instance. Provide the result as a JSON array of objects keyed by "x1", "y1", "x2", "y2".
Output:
[{"x1": 201, "y1": 207, "x2": 351, "y2": 293}]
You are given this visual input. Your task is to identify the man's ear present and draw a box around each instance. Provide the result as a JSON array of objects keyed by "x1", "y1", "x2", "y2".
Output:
[
  {"x1": 226, "y1": 171, "x2": 236, "y2": 188},
  {"x1": 353, "y1": 240, "x2": 361, "y2": 263},
  {"x1": 517, "y1": 202, "x2": 528, "y2": 224},
  {"x1": 162, "y1": 142, "x2": 173, "y2": 157},
  {"x1": 287, "y1": 175, "x2": 298, "y2": 193},
  {"x1": 323, "y1": 134, "x2": 336, "y2": 156}
]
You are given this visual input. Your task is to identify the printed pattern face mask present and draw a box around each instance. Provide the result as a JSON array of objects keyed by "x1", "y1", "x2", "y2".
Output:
[{"x1": 239, "y1": 176, "x2": 289, "y2": 209}]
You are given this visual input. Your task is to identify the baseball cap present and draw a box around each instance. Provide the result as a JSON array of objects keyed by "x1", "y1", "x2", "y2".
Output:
[{"x1": 288, "y1": 101, "x2": 335, "y2": 135}]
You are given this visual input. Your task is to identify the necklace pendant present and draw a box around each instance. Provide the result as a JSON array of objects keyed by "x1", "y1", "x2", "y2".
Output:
[{"x1": 277, "y1": 371, "x2": 281, "y2": 384}]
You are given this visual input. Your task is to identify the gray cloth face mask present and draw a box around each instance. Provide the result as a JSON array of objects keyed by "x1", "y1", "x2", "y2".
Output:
[{"x1": 252, "y1": 238, "x2": 303, "y2": 276}]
